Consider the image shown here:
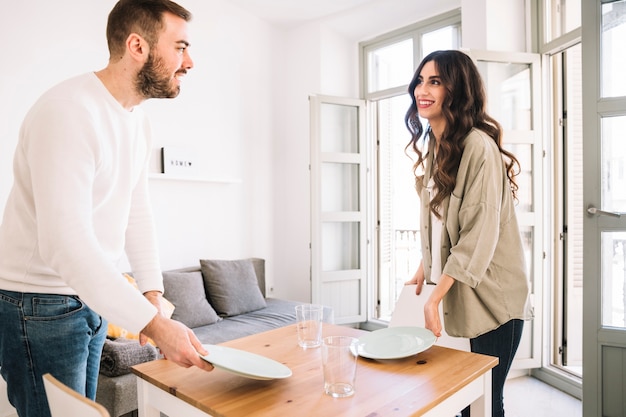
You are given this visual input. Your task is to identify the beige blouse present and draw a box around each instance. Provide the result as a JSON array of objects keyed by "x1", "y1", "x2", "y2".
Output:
[{"x1": 416, "y1": 128, "x2": 533, "y2": 338}]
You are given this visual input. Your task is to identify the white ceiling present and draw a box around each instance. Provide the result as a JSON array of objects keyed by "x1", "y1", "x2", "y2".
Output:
[
  {"x1": 227, "y1": 0, "x2": 381, "y2": 27},
  {"x1": 227, "y1": 0, "x2": 461, "y2": 40}
]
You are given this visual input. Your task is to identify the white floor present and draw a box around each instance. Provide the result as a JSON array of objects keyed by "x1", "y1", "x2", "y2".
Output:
[{"x1": 504, "y1": 376, "x2": 582, "y2": 417}]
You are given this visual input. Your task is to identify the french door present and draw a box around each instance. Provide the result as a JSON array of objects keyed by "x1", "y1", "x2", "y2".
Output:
[
  {"x1": 582, "y1": 1, "x2": 626, "y2": 416},
  {"x1": 309, "y1": 95, "x2": 368, "y2": 325},
  {"x1": 467, "y1": 50, "x2": 543, "y2": 369},
  {"x1": 551, "y1": 43, "x2": 583, "y2": 378}
]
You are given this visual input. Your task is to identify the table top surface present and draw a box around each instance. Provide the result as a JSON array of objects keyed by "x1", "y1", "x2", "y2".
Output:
[{"x1": 132, "y1": 324, "x2": 497, "y2": 417}]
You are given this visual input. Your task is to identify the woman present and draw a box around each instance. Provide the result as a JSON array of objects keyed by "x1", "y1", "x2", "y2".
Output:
[{"x1": 404, "y1": 50, "x2": 533, "y2": 417}]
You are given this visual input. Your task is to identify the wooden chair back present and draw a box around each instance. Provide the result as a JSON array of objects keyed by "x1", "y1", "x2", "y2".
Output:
[{"x1": 42, "y1": 373, "x2": 110, "y2": 417}]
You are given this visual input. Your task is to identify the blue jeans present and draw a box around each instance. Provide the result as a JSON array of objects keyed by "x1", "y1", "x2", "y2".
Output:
[
  {"x1": 461, "y1": 319, "x2": 524, "y2": 417},
  {"x1": 0, "y1": 290, "x2": 107, "y2": 417}
]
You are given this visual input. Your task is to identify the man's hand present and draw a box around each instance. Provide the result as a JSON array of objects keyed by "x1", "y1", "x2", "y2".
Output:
[
  {"x1": 141, "y1": 314, "x2": 214, "y2": 371},
  {"x1": 143, "y1": 290, "x2": 164, "y2": 311},
  {"x1": 139, "y1": 290, "x2": 166, "y2": 346}
]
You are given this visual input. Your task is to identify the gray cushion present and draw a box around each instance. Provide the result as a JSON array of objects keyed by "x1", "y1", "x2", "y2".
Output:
[
  {"x1": 96, "y1": 373, "x2": 137, "y2": 417},
  {"x1": 249, "y1": 258, "x2": 266, "y2": 297},
  {"x1": 193, "y1": 298, "x2": 299, "y2": 344},
  {"x1": 162, "y1": 271, "x2": 220, "y2": 327},
  {"x1": 200, "y1": 258, "x2": 267, "y2": 316}
]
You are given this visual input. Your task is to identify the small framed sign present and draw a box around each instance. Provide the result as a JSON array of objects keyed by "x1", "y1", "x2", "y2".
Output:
[{"x1": 161, "y1": 147, "x2": 197, "y2": 175}]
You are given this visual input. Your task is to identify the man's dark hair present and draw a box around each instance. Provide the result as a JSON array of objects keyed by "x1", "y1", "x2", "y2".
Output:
[{"x1": 106, "y1": 0, "x2": 192, "y2": 61}]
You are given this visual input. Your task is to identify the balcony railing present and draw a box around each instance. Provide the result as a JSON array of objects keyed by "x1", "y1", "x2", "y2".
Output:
[{"x1": 378, "y1": 228, "x2": 421, "y2": 320}]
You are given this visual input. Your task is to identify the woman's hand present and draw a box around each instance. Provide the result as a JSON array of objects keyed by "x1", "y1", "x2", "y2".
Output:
[
  {"x1": 405, "y1": 261, "x2": 425, "y2": 295},
  {"x1": 423, "y1": 274, "x2": 456, "y2": 338},
  {"x1": 424, "y1": 298, "x2": 442, "y2": 337}
]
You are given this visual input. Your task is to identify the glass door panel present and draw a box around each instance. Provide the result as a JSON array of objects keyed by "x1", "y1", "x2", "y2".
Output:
[
  {"x1": 376, "y1": 94, "x2": 418, "y2": 321},
  {"x1": 551, "y1": 44, "x2": 584, "y2": 376},
  {"x1": 506, "y1": 143, "x2": 534, "y2": 213},
  {"x1": 321, "y1": 104, "x2": 360, "y2": 153},
  {"x1": 563, "y1": 45, "x2": 584, "y2": 374},
  {"x1": 471, "y1": 55, "x2": 539, "y2": 365},
  {"x1": 471, "y1": 50, "x2": 543, "y2": 369},
  {"x1": 321, "y1": 163, "x2": 359, "y2": 212},
  {"x1": 601, "y1": 116, "x2": 626, "y2": 212},
  {"x1": 601, "y1": 116, "x2": 626, "y2": 329},
  {"x1": 321, "y1": 222, "x2": 360, "y2": 271},
  {"x1": 582, "y1": 1, "x2": 626, "y2": 414},
  {"x1": 520, "y1": 226, "x2": 535, "y2": 292},
  {"x1": 476, "y1": 61, "x2": 533, "y2": 130},
  {"x1": 601, "y1": 232, "x2": 626, "y2": 328},
  {"x1": 601, "y1": 1, "x2": 626, "y2": 98}
]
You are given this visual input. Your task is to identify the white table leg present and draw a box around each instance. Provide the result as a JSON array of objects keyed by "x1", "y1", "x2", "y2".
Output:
[
  {"x1": 136, "y1": 378, "x2": 161, "y2": 417},
  {"x1": 470, "y1": 369, "x2": 492, "y2": 417},
  {"x1": 135, "y1": 376, "x2": 214, "y2": 417},
  {"x1": 421, "y1": 369, "x2": 491, "y2": 417}
]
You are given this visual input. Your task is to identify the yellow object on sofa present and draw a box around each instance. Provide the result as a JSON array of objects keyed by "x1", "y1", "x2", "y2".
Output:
[{"x1": 107, "y1": 274, "x2": 175, "y2": 346}]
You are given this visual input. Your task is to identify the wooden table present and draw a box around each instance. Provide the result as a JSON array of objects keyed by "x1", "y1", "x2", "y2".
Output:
[{"x1": 132, "y1": 324, "x2": 497, "y2": 417}]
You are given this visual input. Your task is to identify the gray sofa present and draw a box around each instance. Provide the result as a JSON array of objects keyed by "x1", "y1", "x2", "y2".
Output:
[{"x1": 96, "y1": 258, "x2": 300, "y2": 417}]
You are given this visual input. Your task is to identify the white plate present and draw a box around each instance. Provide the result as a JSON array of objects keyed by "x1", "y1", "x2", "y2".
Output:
[
  {"x1": 200, "y1": 344, "x2": 292, "y2": 380},
  {"x1": 356, "y1": 326, "x2": 436, "y2": 360}
]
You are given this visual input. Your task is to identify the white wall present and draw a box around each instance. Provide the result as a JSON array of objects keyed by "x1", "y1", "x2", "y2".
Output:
[
  {"x1": 0, "y1": 1, "x2": 114, "y2": 210},
  {"x1": 0, "y1": 0, "x2": 277, "y2": 283},
  {"x1": 140, "y1": 0, "x2": 278, "y2": 271},
  {"x1": 0, "y1": 0, "x2": 525, "y2": 303}
]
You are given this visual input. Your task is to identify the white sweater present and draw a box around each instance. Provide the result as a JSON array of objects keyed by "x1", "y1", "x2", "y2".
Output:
[{"x1": 0, "y1": 73, "x2": 161, "y2": 333}]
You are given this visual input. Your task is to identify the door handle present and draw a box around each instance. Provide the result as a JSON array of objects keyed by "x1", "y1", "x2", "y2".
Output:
[{"x1": 587, "y1": 205, "x2": 622, "y2": 218}]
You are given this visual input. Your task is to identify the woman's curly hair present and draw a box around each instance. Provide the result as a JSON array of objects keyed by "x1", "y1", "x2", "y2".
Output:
[{"x1": 404, "y1": 50, "x2": 520, "y2": 218}]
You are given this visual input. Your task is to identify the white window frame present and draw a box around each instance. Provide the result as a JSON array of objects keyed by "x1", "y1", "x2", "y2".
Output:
[{"x1": 359, "y1": 10, "x2": 462, "y2": 328}]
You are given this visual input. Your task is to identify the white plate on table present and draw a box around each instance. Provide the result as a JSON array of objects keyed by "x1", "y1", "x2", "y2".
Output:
[
  {"x1": 356, "y1": 326, "x2": 436, "y2": 360},
  {"x1": 200, "y1": 344, "x2": 292, "y2": 380}
]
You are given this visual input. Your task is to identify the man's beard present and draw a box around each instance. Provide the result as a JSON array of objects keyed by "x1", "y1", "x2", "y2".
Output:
[{"x1": 136, "y1": 52, "x2": 182, "y2": 99}]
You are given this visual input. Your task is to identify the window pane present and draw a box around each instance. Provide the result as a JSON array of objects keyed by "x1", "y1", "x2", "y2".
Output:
[
  {"x1": 321, "y1": 163, "x2": 359, "y2": 212},
  {"x1": 477, "y1": 61, "x2": 532, "y2": 130},
  {"x1": 377, "y1": 95, "x2": 418, "y2": 320},
  {"x1": 506, "y1": 144, "x2": 533, "y2": 213},
  {"x1": 322, "y1": 222, "x2": 360, "y2": 271},
  {"x1": 361, "y1": 14, "x2": 463, "y2": 322},
  {"x1": 601, "y1": 116, "x2": 626, "y2": 212},
  {"x1": 545, "y1": 0, "x2": 581, "y2": 42},
  {"x1": 520, "y1": 226, "x2": 534, "y2": 292},
  {"x1": 367, "y1": 39, "x2": 413, "y2": 92},
  {"x1": 601, "y1": 232, "x2": 626, "y2": 328},
  {"x1": 320, "y1": 103, "x2": 359, "y2": 153},
  {"x1": 421, "y1": 25, "x2": 460, "y2": 58},
  {"x1": 562, "y1": 44, "x2": 583, "y2": 373},
  {"x1": 601, "y1": 0, "x2": 626, "y2": 98}
]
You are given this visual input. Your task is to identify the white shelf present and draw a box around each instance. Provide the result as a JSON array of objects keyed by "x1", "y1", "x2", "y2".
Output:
[{"x1": 148, "y1": 173, "x2": 241, "y2": 184}]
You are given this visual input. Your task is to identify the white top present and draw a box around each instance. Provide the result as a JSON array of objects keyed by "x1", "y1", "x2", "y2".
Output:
[
  {"x1": 0, "y1": 73, "x2": 161, "y2": 333},
  {"x1": 428, "y1": 177, "x2": 443, "y2": 284}
]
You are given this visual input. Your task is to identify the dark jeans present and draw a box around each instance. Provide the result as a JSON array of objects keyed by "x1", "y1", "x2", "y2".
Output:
[
  {"x1": 0, "y1": 290, "x2": 107, "y2": 417},
  {"x1": 461, "y1": 319, "x2": 524, "y2": 417}
]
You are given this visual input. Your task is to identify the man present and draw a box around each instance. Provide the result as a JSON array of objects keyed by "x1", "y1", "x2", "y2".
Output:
[{"x1": 0, "y1": 1, "x2": 214, "y2": 416}]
